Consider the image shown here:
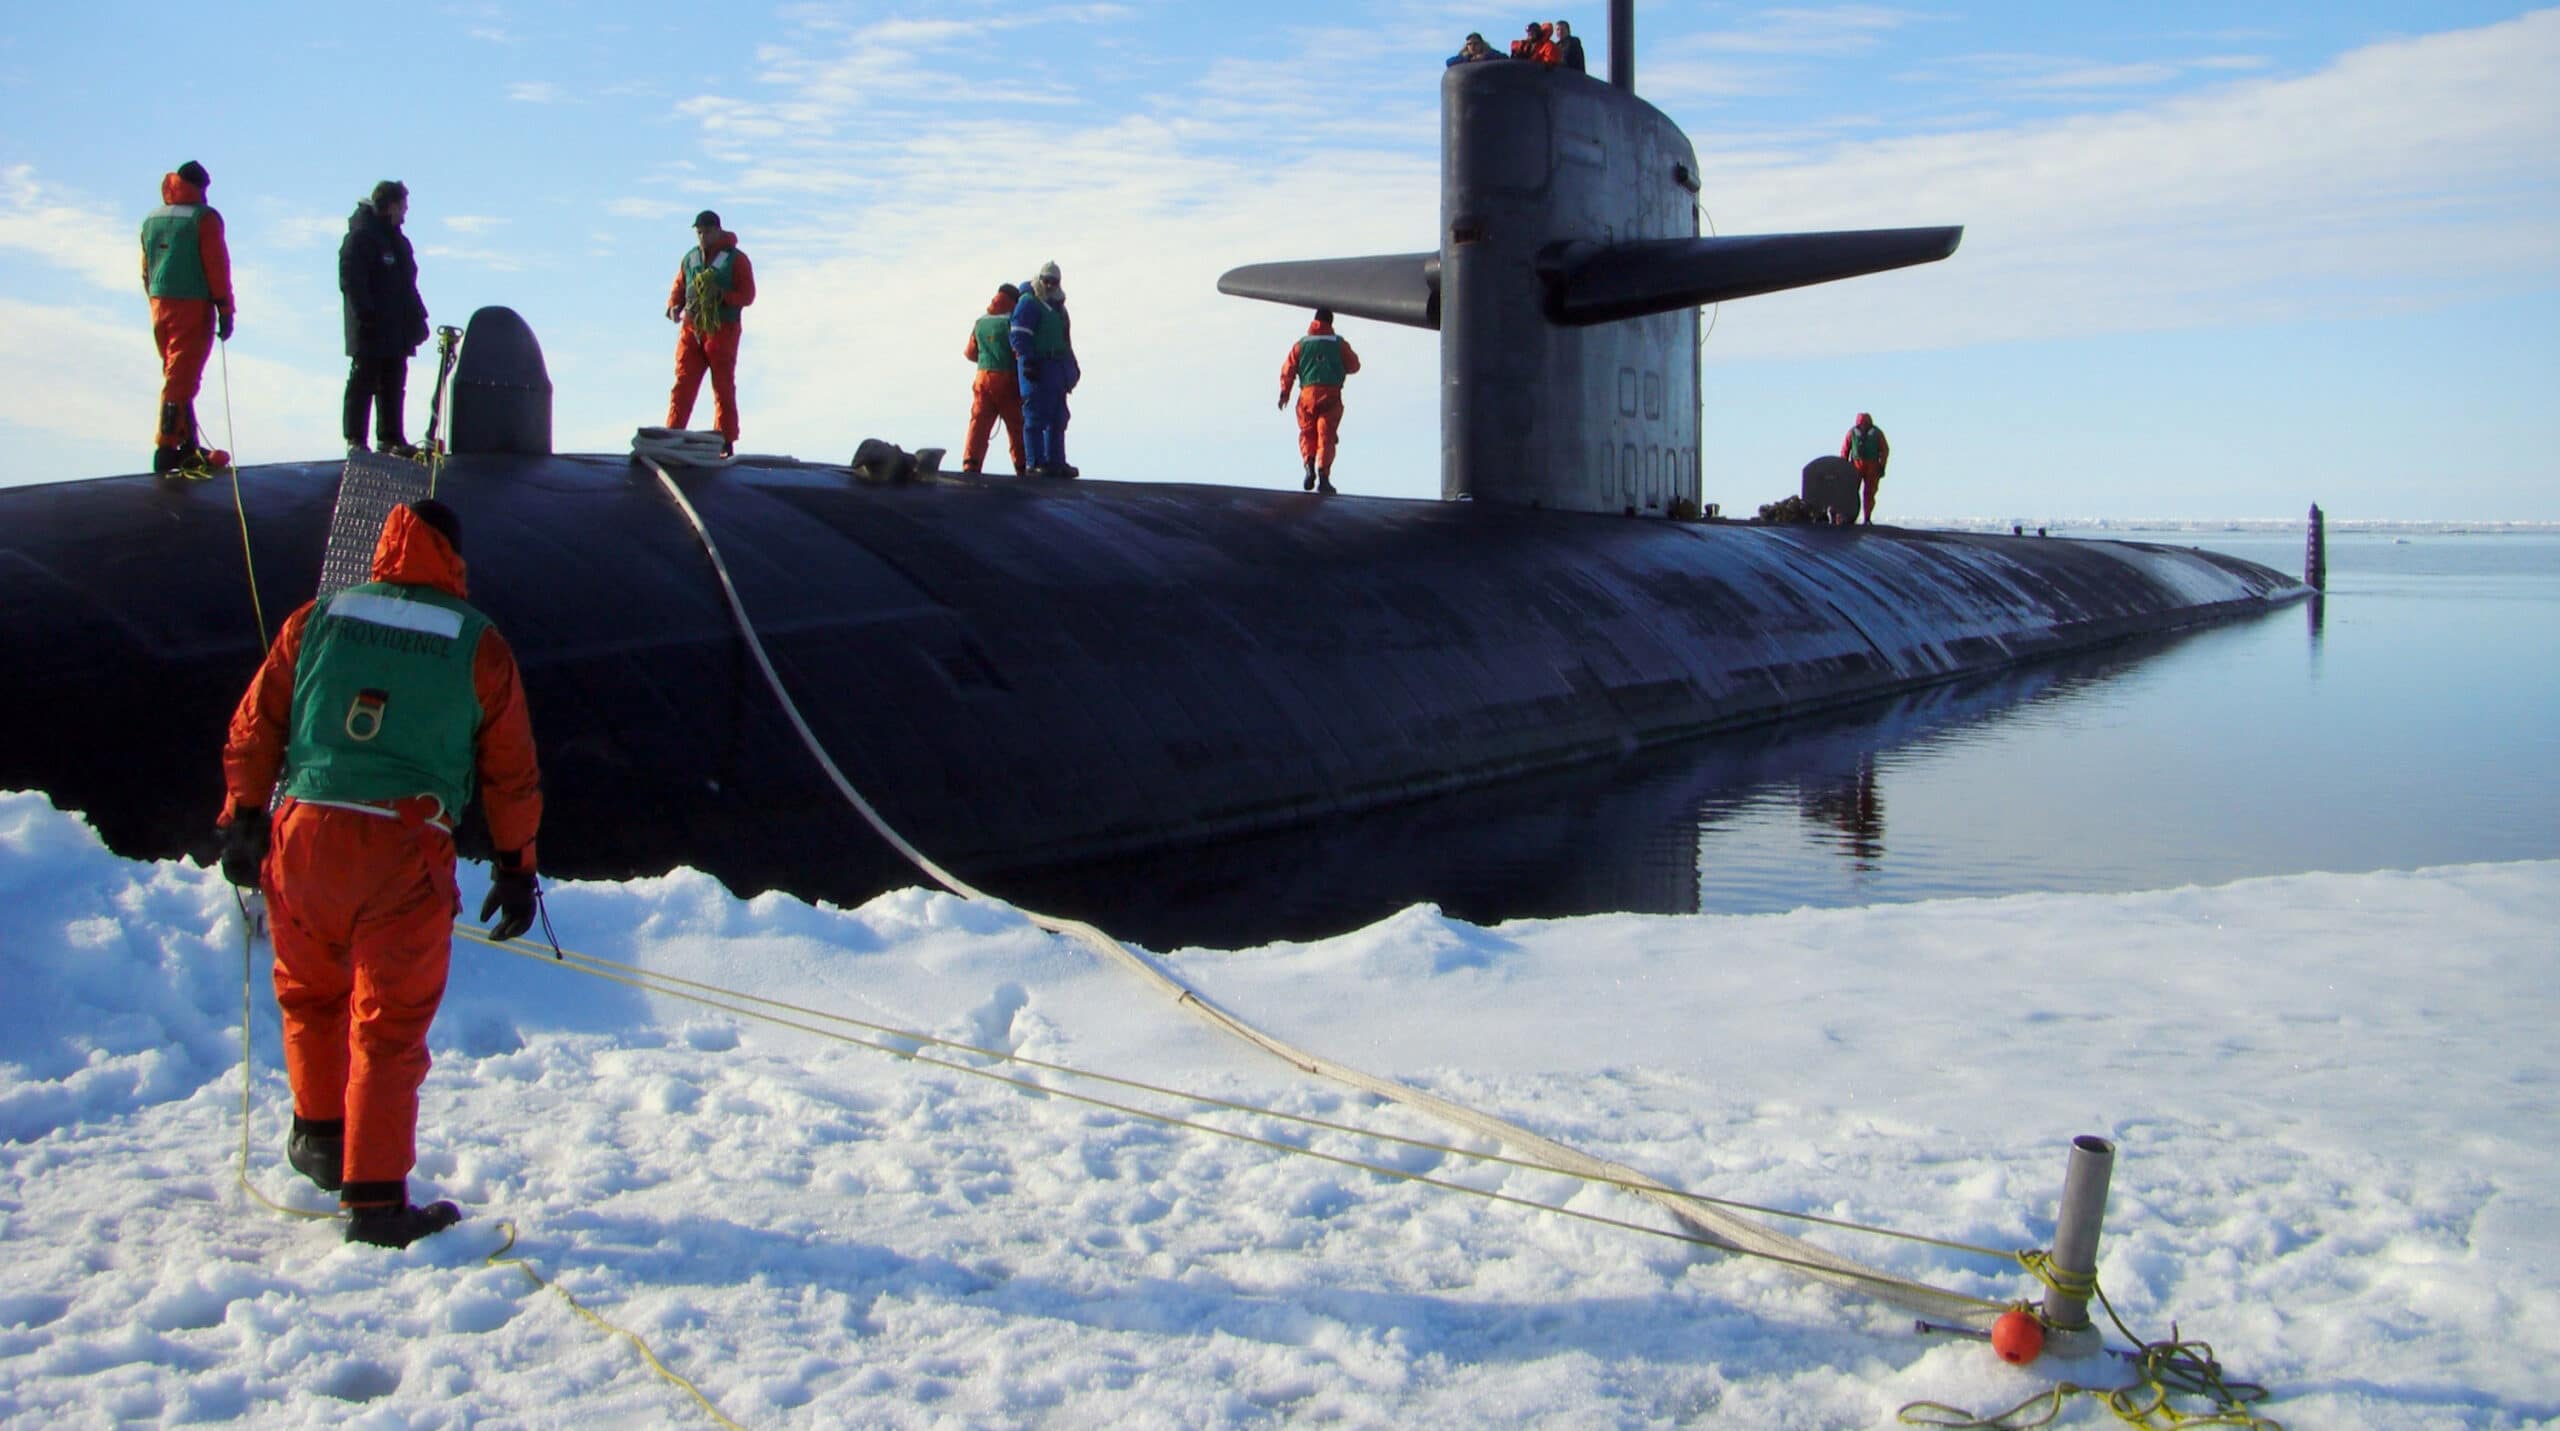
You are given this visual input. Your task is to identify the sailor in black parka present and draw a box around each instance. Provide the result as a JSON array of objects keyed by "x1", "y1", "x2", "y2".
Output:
[{"x1": 339, "y1": 179, "x2": 430, "y2": 458}]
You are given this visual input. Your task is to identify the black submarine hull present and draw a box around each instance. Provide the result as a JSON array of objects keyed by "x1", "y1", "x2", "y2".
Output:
[{"x1": 0, "y1": 454, "x2": 2303, "y2": 909}]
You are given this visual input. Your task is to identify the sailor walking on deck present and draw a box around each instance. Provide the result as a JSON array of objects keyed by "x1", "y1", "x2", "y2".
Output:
[
  {"x1": 138, "y1": 160, "x2": 234, "y2": 474},
  {"x1": 1010, "y1": 262, "x2": 1080, "y2": 478},
  {"x1": 1842, "y1": 412, "x2": 1890, "y2": 525},
  {"x1": 666, "y1": 210, "x2": 755, "y2": 459},
  {"x1": 1277, "y1": 308, "x2": 1360, "y2": 494}
]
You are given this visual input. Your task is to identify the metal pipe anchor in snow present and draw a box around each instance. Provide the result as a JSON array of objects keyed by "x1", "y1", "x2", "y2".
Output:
[{"x1": 2041, "y1": 1134, "x2": 2116, "y2": 1356}]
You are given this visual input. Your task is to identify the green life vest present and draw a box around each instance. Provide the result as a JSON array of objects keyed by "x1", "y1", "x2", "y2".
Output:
[
  {"x1": 1023, "y1": 298, "x2": 1070, "y2": 358},
  {"x1": 1295, "y1": 335, "x2": 1348, "y2": 388},
  {"x1": 140, "y1": 205, "x2": 212, "y2": 300},
  {"x1": 973, "y1": 314, "x2": 1015, "y2": 374},
  {"x1": 280, "y1": 582, "x2": 490, "y2": 821},
  {"x1": 1849, "y1": 425, "x2": 1883, "y2": 461},
  {"x1": 681, "y1": 245, "x2": 743, "y2": 329}
]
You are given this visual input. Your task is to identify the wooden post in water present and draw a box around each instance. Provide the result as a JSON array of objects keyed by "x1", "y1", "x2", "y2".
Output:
[
  {"x1": 2306, "y1": 503, "x2": 2327, "y2": 590},
  {"x1": 2042, "y1": 1135, "x2": 2116, "y2": 1356}
]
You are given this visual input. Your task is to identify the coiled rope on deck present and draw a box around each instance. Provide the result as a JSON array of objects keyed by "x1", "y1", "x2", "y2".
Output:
[{"x1": 632, "y1": 453, "x2": 2002, "y2": 1327}]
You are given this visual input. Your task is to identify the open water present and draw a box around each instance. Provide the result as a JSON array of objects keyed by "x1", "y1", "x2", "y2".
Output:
[{"x1": 1007, "y1": 526, "x2": 2560, "y2": 948}]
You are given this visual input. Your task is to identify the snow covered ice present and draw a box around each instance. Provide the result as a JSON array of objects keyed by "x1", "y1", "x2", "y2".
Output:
[{"x1": 3, "y1": 788, "x2": 2555, "y2": 1427}]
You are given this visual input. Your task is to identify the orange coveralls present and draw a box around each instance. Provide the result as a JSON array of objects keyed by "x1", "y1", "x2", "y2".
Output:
[
  {"x1": 221, "y1": 506, "x2": 543, "y2": 1205},
  {"x1": 1279, "y1": 319, "x2": 1362, "y2": 473},
  {"x1": 667, "y1": 231, "x2": 756, "y2": 443},
  {"x1": 144, "y1": 171, "x2": 233, "y2": 452},
  {"x1": 962, "y1": 292, "x2": 1026, "y2": 474}
]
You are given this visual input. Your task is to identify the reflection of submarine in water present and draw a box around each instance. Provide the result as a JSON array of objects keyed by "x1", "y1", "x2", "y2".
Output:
[
  {"x1": 0, "y1": 7, "x2": 2305, "y2": 917},
  {"x1": 998, "y1": 632, "x2": 2187, "y2": 948}
]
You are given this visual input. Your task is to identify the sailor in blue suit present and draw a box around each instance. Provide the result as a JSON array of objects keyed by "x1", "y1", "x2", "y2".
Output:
[{"x1": 1009, "y1": 261, "x2": 1081, "y2": 478}]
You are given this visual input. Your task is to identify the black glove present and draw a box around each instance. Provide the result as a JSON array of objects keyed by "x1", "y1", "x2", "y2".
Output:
[
  {"x1": 216, "y1": 305, "x2": 234, "y2": 342},
  {"x1": 480, "y1": 857, "x2": 538, "y2": 942},
  {"x1": 218, "y1": 807, "x2": 269, "y2": 888},
  {"x1": 1019, "y1": 358, "x2": 1042, "y2": 383}
]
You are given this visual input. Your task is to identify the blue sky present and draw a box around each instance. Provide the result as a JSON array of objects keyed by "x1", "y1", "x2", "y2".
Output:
[{"x1": 2, "y1": 1, "x2": 2553, "y2": 520}]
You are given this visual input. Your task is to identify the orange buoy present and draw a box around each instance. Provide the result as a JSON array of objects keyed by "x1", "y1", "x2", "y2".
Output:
[{"x1": 1991, "y1": 1307, "x2": 2044, "y2": 1365}]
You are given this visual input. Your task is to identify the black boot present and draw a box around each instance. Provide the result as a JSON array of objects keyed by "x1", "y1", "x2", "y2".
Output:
[
  {"x1": 1317, "y1": 468, "x2": 1336, "y2": 495},
  {"x1": 344, "y1": 1199, "x2": 463, "y2": 1248},
  {"x1": 340, "y1": 1177, "x2": 460, "y2": 1248},
  {"x1": 1302, "y1": 461, "x2": 1316, "y2": 491},
  {"x1": 156, "y1": 402, "x2": 191, "y2": 471},
  {"x1": 286, "y1": 1115, "x2": 344, "y2": 1192}
]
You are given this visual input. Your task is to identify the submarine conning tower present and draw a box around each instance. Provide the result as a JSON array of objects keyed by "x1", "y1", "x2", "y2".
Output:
[{"x1": 1218, "y1": 0, "x2": 1962, "y2": 516}]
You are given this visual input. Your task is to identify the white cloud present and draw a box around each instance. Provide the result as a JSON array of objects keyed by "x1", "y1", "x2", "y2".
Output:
[
  {"x1": 0, "y1": 165, "x2": 145, "y2": 294},
  {"x1": 1686, "y1": 5, "x2": 1921, "y2": 56},
  {"x1": 443, "y1": 215, "x2": 507, "y2": 235},
  {"x1": 2007, "y1": 60, "x2": 2185, "y2": 91},
  {"x1": 508, "y1": 81, "x2": 563, "y2": 103},
  {"x1": 1675, "y1": 9, "x2": 2560, "y2": 355},
  {"x1": 416, "y1": 243, "x2": 527, "y2": 273},
  {"x1": 261, "y1": 209, "x2": 349, "y2": 252},
  {"x1": 0, "y1": 295, "x2": 345, "y2": 478}
]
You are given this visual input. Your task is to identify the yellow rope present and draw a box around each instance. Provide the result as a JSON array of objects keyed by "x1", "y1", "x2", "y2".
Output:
[
  {"x1": 2017, "y1": 1248, "x2": 2097, "y2": 1304},
  {"x1": 1897, "y1": 1255, "x2": 2280, "y2": 1428},
  {"x1": 683, "y1": 268, "x2": 728, "y2": 334},
  {"x1": 218, "y1": 339, "x2": 268, "y2": 648},
  {"x1": 461, "y1": 927, "x2": 2005, "y2": 1312},
  {"x1": 484, "y1": 1220, "x2": 746, "y2": 1431},
  {"x1": 234, "y1": 889, "x2": 333, "y2": 1222}
]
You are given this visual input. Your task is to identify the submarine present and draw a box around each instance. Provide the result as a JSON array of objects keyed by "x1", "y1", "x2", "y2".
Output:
[{"x1": 0, "y1": 3, "x2": 2307, "y2": 918}]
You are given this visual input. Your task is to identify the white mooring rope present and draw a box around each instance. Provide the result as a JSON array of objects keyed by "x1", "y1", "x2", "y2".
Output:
[{"x1": 636, "y1": 453, "x2": 1998, "y2": 1326}]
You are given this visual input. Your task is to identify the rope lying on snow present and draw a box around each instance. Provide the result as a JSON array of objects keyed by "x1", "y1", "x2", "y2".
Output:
[
  {"x1": 461, "y1": 922, "x2": 2010, "y2": 1309},
  {"x1": 632, "y1": 453, "x2": 2006, "y2": 1327}
]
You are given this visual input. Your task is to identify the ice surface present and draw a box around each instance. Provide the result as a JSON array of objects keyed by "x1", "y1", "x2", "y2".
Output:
[{"x1": 4, "y1": 790, "x2": 2554, "y2": 1427}]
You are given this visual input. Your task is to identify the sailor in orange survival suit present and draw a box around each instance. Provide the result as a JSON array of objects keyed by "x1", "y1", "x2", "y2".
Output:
[
  {"x1": 960, "y1": 283, "x2": 1026, "y2": 474},
  {"x1": 665, "y1": 209, "x2": 757, "y2": 457},
  {"x1": 215, "y1": 500, "x2": 543, "y2": 1248},
  {"x1": 1840, "y1": 411, "x2": 1891, "y2": 524},
  {"x1": 1276, "y1": 308, "x2": 1361, "y2": 493},
  {"x1": 138, "y1": 160, "x2": 235, "y2": 473}
]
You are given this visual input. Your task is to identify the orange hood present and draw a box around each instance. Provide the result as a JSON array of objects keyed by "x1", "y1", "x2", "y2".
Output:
[
  {"x1": 369, "y1": 504, "x2": 469, "y2": 599},
  {"x1": 1307, "y1": 316, "x2": 1336, "y2": 336},
  {"x1": 161, "y1": 172, "x2": 206, "y2": 206}
]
